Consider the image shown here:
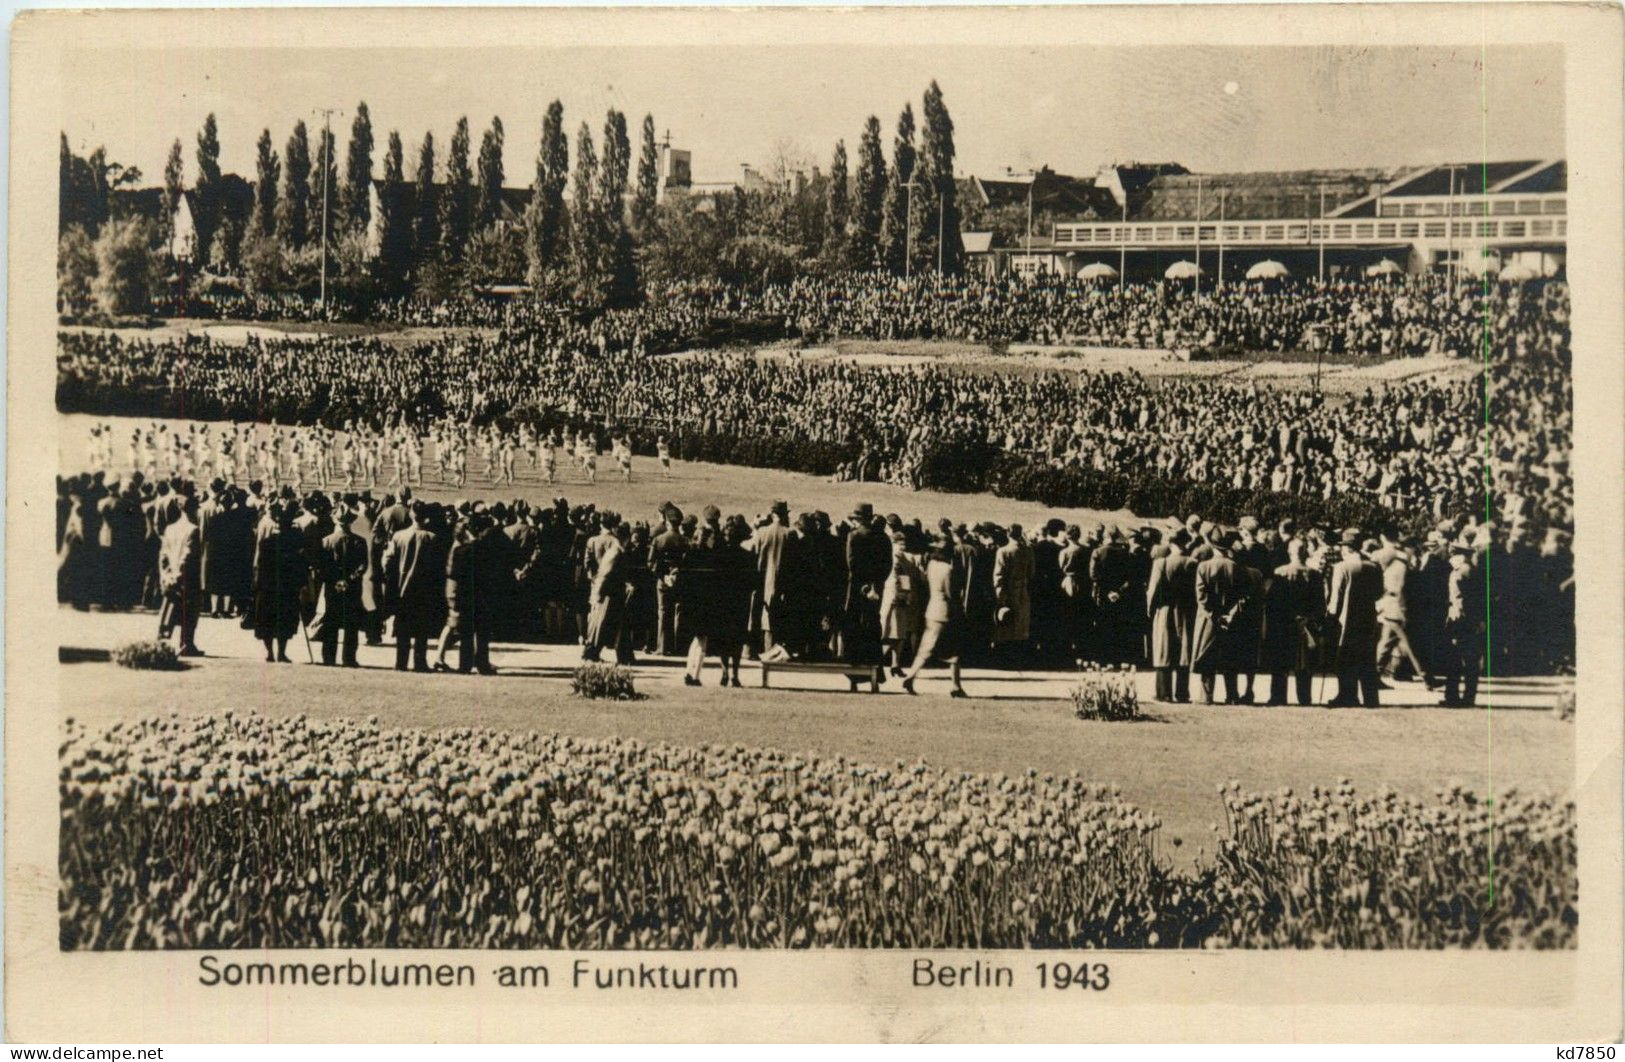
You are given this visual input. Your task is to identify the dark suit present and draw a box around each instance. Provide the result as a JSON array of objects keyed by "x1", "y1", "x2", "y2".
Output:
[
  {"x1": 1326, "y1": 552, "x2": 1385, "y2": 706},
  {"x1": 649, "y1": 527, "x2": 687, "y2": 655},
  {"x1": 1261, "y1": 563, "x2": 1323, "y2": 705},
  {"x1": 842, "y1": 523, "x2": 890, "y2": 667},
  {"x1": 1191, "y1": 553, "x2": 1250, "y2": 704},
  {"x1": 313, "y1": 527, "x2": 368, "y2": 665},
  {"x1": 157, "y1": 515, "x2": 202, "y2": 650},
  {"x1": 384, "y1": 525, "x2": 444, "y2": 671}
]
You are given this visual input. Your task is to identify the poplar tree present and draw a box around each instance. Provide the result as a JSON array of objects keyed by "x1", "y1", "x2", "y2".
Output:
[
  {"x1": 251, "y1": 129, "x2": 280, "y2": 239},
  {"x1": 160, "y1": 139, "x2": 184, "y2": 252},
  {"x1": 824, "y1": 139, "x2": 849, "y2": 259},
  {"x1": 524, "y1": 101, "x2": 570, "y2": 286},
  {"x1": 852, "y1": 115, "x2": 887, "y2": 269},
  {"x1": 909, "y1": 81, "x2": 963, "y2": 275},
  {"x1": 597, "y1": 109, "x2": 635, "y2": 302},
  {"x1": 341, "y1": 102, "x2": 374, "y2": 235},
  {"x1": 375, "y1": 130, "x2": 411, "y2": 287},
  {"x1": 193, "y1": 113, "x2": 222, "y2": 261},
  {"x1": 413, "y1": 132, "x2": 439, "y2": 265},
  {"x1": 277, "y1": 122, "x2": 311, "y2": 252},
  {"x1": 438, "y1": 117, "x2": 473, "y2": 262},
  {"x1": 568, "y1": 121, "x2": 600, "y2": 298},
  {"x1": 308, "y1": 125, "x2": 339, "y2": 253},
  {"x1": 878, "y1": 103, "x2": 915, "y2": 275},
  {"x1": 474, "y1": 116, "x2": 505, "y2": 232},
  {"x1": 632, "y1": 113, "x2": 660, "y2": 234}
]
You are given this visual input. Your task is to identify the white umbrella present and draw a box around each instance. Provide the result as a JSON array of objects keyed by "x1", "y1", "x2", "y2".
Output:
[
  {"x1": 1079, "y1": 262, "x2": 1118, "y2": 281},
  {"x1": 1461, "y1": 251, "x2": 1500, "y2": 275},
  {"x1": 1498, "y1": 261, "x2": 1539, "y2": 282},
  {"x1": 1245, "y1": 259, "x2": 1290, "y2": 280},
  {"x1": 1365, "y1": 258, "x2": 1404, "y2": 278},
  {"x1": 1164, "y1": 260, "x2": 1201, "y2": 280}
]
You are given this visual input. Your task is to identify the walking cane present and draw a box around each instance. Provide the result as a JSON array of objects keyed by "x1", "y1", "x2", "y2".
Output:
[{"x1": 299, "y1": 614, "x2": 316, "y2": 664}]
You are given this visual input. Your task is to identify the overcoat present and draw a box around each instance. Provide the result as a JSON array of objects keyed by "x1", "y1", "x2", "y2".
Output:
[
  {"x1": 1190, "y1": 553, "x2": 1248, "y2": 672},
  {"x1": 1259, "y1": 562, "x2": 1324, "y2": 673},
  {"x1": 1146, "y1": 552, "x2": 1198, "y2": 668},
  {"x1": 1326, "y1": 552, "x2": 1384, "y2": 669},
  {"x1": 992, "y1": 539, "x2": 1034, "y2": 644}
]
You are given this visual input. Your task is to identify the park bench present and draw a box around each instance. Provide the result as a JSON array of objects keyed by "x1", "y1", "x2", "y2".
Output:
[{"x1": 758, "y1": 659, "x2": 885, "y2": 693}]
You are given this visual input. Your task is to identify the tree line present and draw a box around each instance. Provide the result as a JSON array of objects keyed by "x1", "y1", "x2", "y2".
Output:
[{"x1": 58, "y1": 81, "x2": 963, "y2": 318}]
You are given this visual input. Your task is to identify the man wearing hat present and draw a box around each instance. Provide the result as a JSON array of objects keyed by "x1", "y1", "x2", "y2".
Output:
[
  {"x1": 1090, "y1": 525, "x2": 1137, "y2": 665},
  {"x1": 157, "y1": 492, "x2": 205, "y2": 658},
  {"x1": 312, "y1": 506, "x2": 369, "y2": 667},
  {"x1": 1325, "y1": 529, "x2": 1385, "y2": 707},
  {"x1": 649, "y1": 504, "x2": 687, "y2": 656},
  {"x1": 750, "y1": 500, "x2": 795, "y2": 656},
  {"x1": 1191, "y1": 529, "x2": 1250, "y2": 705},
  {"x1": 1438, "y1": 542, "x2": 1487, "y2": 707},
  {"x1": 841, "y1": 503, "x2": 889, "y2": 681}
]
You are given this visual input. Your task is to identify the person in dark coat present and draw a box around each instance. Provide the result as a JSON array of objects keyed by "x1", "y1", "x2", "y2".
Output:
[
  {"x1": 1439, "y1": 544, "x2": 1487, "y2": 707},
  {"x1": 648, "y1": 504, "x2": 688, "y2": 656},
  {"x1": 1191, "y1": 531, "x2": 1251, "y2": 705},
  {"x1": 958, "y1": 524, "x2": 996, "y2": 667},
  {"x1": 252, "y1": 502, "x2": 308, "y2": 663},
  {"x1": 383, "y1": 502, "x2": 444, "y2": 672},
  {"x1": 312, "y1": 507, "x2": 369, "y2": 667},
  {"x1": 1146, "y1": 531, "x2": 1197, "y2": 702},
  {"x1": 1090, "y1": 527, "x2": 1138, "y2": 665},
  {"x1": 585, "y1": 521, "x2": 634, "y2": 666},
  {"x1": 461, "y1": 515, "x2": 510, "y2": 674},
  {"x1": 1325, "y1": 531, "x2": 1386, "y2": 707},
  {"x1": 841, "y1": 503, "x2": 890, "y2": 687},
  {"x1": 1057, "y1": 524, "x2": 1092, "y2": 664},
  {"x1": 749, "y1": 501, "x2": 794, "y2": 654},
  {"x1": 1030, "y1": 519, "x2": 1067, "y2": 666},
  {"x1": 1261, "y1": 538, "x2": 1323, "y2": 705},
  {"x1": 710, "y1": 519, "x2": 758, "y2": 686}
]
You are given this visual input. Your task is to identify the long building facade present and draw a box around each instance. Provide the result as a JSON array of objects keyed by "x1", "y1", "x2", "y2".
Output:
[{"x1": 967, "y1": 159, "x2": 1566, "y2": 283}]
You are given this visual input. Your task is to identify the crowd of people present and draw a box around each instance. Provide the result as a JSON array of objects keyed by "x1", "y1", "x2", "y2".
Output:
[
  {"x1": 58, "y1": 277, "x2": 1573, "y2": 535},
  {"x1": 165, "y1": 272, "x2": 1556, "y2": 363},
  {"x1": 56, "y1": 467, "x2": 1572, "y2": 700}
]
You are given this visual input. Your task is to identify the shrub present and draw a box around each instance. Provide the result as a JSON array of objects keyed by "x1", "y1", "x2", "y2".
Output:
[
  {"x1": 569, "y1": 663, "x2": 640, "y2": 701},
  {"x1": 111, "y1": 640, "x2": 183, "y2": 672},
  {"x1": 1069, "y1": 663, "x2": 1141, "y2": 721}
]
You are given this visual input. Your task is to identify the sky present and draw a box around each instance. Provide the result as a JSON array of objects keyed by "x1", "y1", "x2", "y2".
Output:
[{"x1": 60, "y1": 43, "x2": 1564, "y2": 187}]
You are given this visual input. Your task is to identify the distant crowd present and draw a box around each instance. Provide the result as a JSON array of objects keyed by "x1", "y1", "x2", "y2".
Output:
[
  {"x1": 58, "y1": 470, "x2": 1572, "y2": 700},
  {"x1": 59, "y1": 277, "x2": 1574, "y2": 535}
]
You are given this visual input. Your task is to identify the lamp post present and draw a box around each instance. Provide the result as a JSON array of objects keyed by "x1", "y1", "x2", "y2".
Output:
[
  {"x1": 1193, "y1": 174, "x2": 1203, "y2": 298},
  {"x1": 1441, "y1": 163, "x2": 1468, "y2": 288},
  {"x1": 1119, "y1": 198, "x2": 1127, "y2": 292}
]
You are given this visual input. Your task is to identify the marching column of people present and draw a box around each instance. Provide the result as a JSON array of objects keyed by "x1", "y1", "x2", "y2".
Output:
[{"x1": 58, "y1": 469, "x2": 1561, "y2": 705}]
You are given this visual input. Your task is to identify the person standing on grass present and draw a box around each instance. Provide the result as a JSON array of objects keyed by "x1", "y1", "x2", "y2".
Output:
[
  {"x1": 158, "y1": 493, "x2": 205, "y2": 658},
  {"x1": 748, "y1": 501, "x2": 794, "y2": 657},
  {"x1": 251, "y1": 501, "x2": 307, "y2": 664},
  {"x1": 1191, "y1": 530, "x2": 1249, "y2": 705},
  {"x1": 585, "y1": 521, "x2": 635, "y2": 666},
  {"x1": 1325, "y1": 531, "x2": 1385, "y2": 708},
  {"x1": 840, "y1": 504, "x2": 890, "y2": 689},
  {"x1": 1260, "y1": 537, "x2": 1323, "y2": 706},
  {"x1": 312, "y1": 507, "x2": 368, "y2": 668},
  {"x1": 382, "y1": 502, "x2": 442, "y2": 673},
  {"x1": 1146, "y1": 529, "x2": 1196, "y2": 703},
  {"x1": 901, "y1": 532, "x2": 968, "y2": 698}
]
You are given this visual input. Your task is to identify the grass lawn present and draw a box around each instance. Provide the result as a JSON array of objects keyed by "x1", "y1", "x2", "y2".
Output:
[{"x1": 61, "y1": 608, "x2": 1572, "y2": 869}]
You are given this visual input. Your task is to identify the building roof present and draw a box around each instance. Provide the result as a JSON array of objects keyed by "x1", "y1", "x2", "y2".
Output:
[
  {"x1": 1382, "y1": 160, "x2": 1553, "y2": 197},
  {"x1": 1131, "y1": 168, "x2": 1397, "y2": 221}
]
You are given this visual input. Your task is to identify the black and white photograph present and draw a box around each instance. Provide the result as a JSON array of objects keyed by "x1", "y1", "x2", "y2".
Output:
[{"x1": 9, "y1": 3, "x2": 1624, "y2": 1045}]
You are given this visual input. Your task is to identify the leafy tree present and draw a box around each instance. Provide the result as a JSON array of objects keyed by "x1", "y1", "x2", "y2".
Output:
[
  {"x1": 413, "y1": 132, "x2": 439, "y2": 268},
  {"x1": 823, "y1": 139, "x2": 849, "y2": 260},
  {"x1": 277, "y1": 122, "x2": 312, "y2": 252},
  {"x1": 193, "y1": 113, "x2": 223, "y2": 263},
  {"x1": 523, "y1": 100, "x2": 569, "y2": 286},
  {"x1": 240, "y1": 232, "x2": 284, "y2": 297},
  {"x1": 437, "y1": 117, "x2": 473, "y2": 263},
  {"x1": 852, "y1": 115, "x2": 886, "y2": 269},
  {"x1": 57, "y1": 224, "x2": 98, "y2": 317},
  {"x1": 909, "y1": 81, "x2": 962, "y2": 275},
  {"x1": 251, "y1": 129, "x2": 280, "y2": 240},
  {"x1": 208, "y1": 212, "x2": 244, "y2": 274},
  {"x1": 93, "y1": 217, "x2": 160, "y2": 316},
  {"x1": 878, "y1": 103, "x2": 915, "y2": 274},
  {"x1": 160, "y1": 139, "x2": 185, "y2": 251},
  {"x1": 341, "y1": 102, "x2": 374, "y2": 235},
  {"x1": 462, "y1": 224, "x2": 525, "y2": 292},
  {"x1": 474, "y1": 116, "x2": 505, "y2": 233},
  {"x1": 632, "y1": 113, "x2": 660, "y2": 234}
]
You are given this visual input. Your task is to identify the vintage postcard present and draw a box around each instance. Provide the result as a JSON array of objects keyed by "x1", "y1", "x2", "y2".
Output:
[{"x1": 7, "y1": 3, "x2": 1622, "y2": 1044}]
